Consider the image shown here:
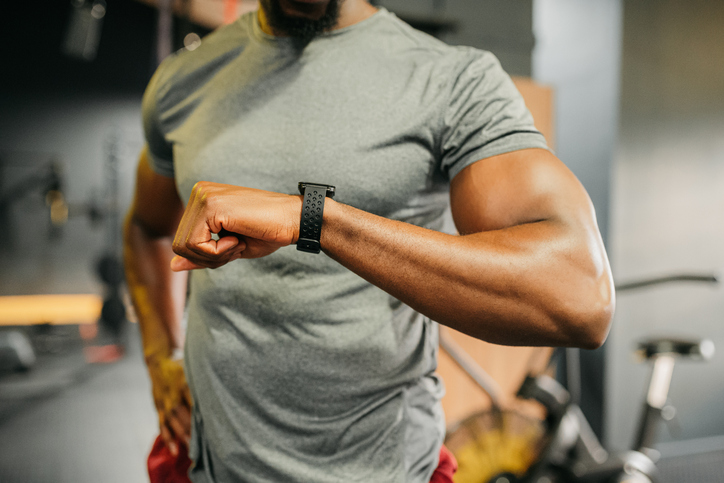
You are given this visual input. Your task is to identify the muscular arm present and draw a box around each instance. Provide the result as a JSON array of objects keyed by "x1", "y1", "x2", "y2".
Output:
[
  {"x1": 171, "y1": 148, "x2": 614, "y2": 349},
  {"x1": 125, "y1": 147, "x2": 187, "y2": 361},
  {"x1": 124, "y1": 147, "x2": 190, "y2": 452},
  {"x1": 321, "y1": 149, "x2": 614, "y2": 348}
]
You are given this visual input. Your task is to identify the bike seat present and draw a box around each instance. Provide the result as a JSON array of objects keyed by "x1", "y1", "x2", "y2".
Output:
[{"x1": 636, "y1": 338, "x2": 715, "y2": 361}]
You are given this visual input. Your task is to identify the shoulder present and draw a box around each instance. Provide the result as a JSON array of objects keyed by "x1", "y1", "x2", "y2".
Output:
[
  {"x1": 371, "y1": 9, "x2": 450, "y2": 54},
  {"x1": 369, "y1": 10, "x2": 502, "y2": 81}
]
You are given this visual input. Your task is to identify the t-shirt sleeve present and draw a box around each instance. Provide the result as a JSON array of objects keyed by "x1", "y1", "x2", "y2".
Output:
[
  {"x1": 141, "y1": 59, "x2": 176, "y2": 178},
  {"x1": 439, "y1": 50, "x2": 549, "y2": 180}
]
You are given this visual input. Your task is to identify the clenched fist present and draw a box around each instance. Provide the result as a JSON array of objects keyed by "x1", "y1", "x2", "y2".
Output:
[{"x1": 171, "y1": 182, "x2": 303, "y2": 271}]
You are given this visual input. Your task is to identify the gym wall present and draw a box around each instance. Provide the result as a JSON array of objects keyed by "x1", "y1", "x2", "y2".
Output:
[
  {"x1": 1, "y1": 0, "x2": 177, "y2": 296},
  {"x1": 607, "y1": 0, "x2": 724, "y2": 454}
]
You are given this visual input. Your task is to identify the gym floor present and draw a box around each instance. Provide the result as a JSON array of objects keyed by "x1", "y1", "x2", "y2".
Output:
[
  {"x1": 0, "y1": 324, "x2": 156, "y2": 483},
  {"x1": 0, "y1": 324, "x2": 722, "y2": 483}
]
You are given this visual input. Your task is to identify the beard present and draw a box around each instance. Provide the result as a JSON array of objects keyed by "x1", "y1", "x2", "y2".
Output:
[{"x1": 261, "y1": 0, "x2": 343, "y2": 39}]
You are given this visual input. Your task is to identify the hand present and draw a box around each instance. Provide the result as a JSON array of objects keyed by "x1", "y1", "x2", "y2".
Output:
[
  {"x1": 171, "y1": 182, "x2": 302, "y2": 271},
  {"x1": 147, "y1": 356, "x2": 192, "y2": 456}
]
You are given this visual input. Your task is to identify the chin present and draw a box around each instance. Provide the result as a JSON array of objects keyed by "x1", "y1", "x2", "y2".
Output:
[{"x1": 263, "y1": 0, "x2": 342, "y2": 37}]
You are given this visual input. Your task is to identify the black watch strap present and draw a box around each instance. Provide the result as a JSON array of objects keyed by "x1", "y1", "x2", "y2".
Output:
[{"x1": 297, "y1": 182, "x2": 335, "y2": 254}]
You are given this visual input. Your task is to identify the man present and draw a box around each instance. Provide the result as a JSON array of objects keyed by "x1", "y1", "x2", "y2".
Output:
[{"x1": 124, "y1": 0, "x2": 615, "y2": 482}]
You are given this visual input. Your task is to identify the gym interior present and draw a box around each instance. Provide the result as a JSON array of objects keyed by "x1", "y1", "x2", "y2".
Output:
[{"x1": 1, "y1": 0, "x2": 723, "y2": 482}]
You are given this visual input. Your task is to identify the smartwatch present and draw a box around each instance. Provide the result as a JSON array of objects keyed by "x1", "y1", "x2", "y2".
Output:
[{"x1": 297, "y1": 182, "x2": 336, "y2": 254}]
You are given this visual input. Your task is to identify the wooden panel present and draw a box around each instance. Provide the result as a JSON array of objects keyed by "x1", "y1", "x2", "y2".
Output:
[
  {"x1": 512, "y1": 76, "x2": 555, "y2": 150},
  {"x1": 439, "y1": 77, "x2": 555, "y2": 427},
  {"x1": 438, "y1": 329, "x2": 553, "y2": 425}
]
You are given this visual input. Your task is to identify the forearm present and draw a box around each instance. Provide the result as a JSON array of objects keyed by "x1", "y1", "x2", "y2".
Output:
[
  {"x1": 169, "y1": 157, "x2": 615, "y2": 348},
  {"x1": 124, "y1": 215, "x2": 188, "y2": 363},
  {"x1": 320, "y1": 200, "x2": 613, "y2": 348}
]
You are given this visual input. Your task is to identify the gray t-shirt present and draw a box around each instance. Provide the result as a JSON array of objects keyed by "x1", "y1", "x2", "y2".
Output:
[{"x1": 142, "y1": 8, "x2": 547, "y2": 483}]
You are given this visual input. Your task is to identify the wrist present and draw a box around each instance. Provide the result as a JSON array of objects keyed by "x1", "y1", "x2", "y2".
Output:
[
  {"x1": 319, "y1": 198, "x2": 340, "y2": 252},
  {"x1": 145, "y1": 348, "x2": 181, "y2": 367},
  {"x1": 145, "y1": 354, "x2": 167, "y2": 368},
  {"x1": 321, "y1": 197, "x2": 338, "y2": 228},
  {"x1": 322, "y1": 197, "x2": 352, "y2": 252},
  {"x1": 288, "y1": 194, "x2": 304, "y2": 244}
]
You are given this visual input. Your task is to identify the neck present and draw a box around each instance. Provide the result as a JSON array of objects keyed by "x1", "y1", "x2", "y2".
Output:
[{"x1": 258, "y1": 0, "x2": 378, "y2": 37}]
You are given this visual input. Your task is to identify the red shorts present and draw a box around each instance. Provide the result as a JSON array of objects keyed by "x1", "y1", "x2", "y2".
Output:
[
  {"x1": 430, "y1": 444, "x2": 458, "y2": 483},
  {"x1": 148, "y1": 436, "x2": 458, "y2": 483}
]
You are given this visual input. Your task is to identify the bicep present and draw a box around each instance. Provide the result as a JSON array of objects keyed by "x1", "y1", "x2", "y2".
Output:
[
  {"x1": 129, "y1": 146, "x2": 184, "y2": 237},
  {"x1": 450, "y1": 148, "x2": 597, "y2": 236}
]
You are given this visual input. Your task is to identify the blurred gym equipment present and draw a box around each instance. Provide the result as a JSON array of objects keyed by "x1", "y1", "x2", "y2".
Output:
[
  {"x1": 0, "y1": 133, "x2": 129, "y2": 365},
  {"x1": 441, "y1": 329, "x2": 548, "y2": 483},
  {"x1": 0, "y1": 294, "x2": 102, "y2": 371},
  {"x1": 0, "y1": 157, "x2": 68, "y2": 248},
  {"x1": 442, "y1": 272, "x2": 717, "y2": 483},
  {"x1": 0, "y1": 331, "x2": 36, "y2": 372}
]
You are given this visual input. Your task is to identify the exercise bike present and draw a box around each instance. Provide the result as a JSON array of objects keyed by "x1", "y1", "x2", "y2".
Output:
[{"x1": 441, "y1": 273, "x2": 717, "y2": 483}]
